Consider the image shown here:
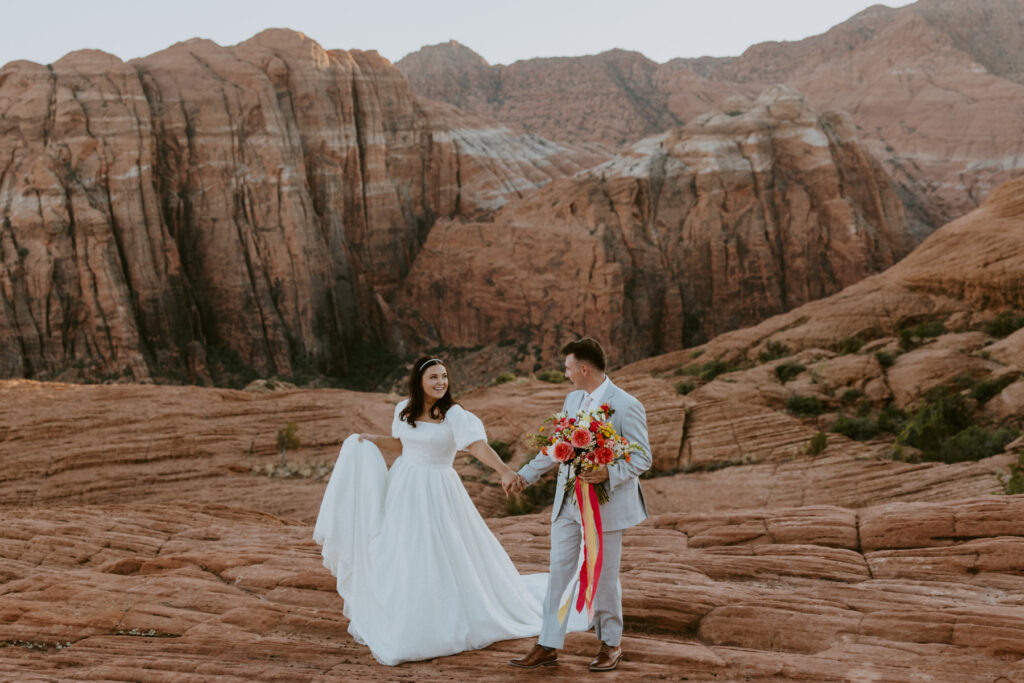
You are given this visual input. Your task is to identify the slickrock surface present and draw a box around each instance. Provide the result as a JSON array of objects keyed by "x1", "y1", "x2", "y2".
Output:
[
  {"x1": 0, "y1": 29, "x2": 603, "y2": 384},
  {"x1": 2, "y1": 500, "x2": 1022, "y2": 681},
  {"x1": 392, "y1": 86, "x2": 913, "y2": 366},
  {"x1": 400, "y1": 0, "x2": 1024, "y2": 228}
]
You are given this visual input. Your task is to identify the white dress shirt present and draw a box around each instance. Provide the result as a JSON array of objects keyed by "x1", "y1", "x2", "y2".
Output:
[{"x1": 579, "y1": 375, "x2": 612, "y2": 414}]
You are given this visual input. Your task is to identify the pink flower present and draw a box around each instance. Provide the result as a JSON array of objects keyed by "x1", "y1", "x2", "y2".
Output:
[
  {"x1": 593, "y1": 446, "x2": 614, "y2": 465},
  {"x1": 571, "y1": 428, "x2": 593, "y2": 449},
  {"x1": 552, "y1": 441, "x2": 575, "y2": 462}
]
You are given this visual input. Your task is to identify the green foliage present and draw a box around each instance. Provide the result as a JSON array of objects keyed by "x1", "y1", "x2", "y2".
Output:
[
  {"x1": 982, "y1": 310, "x2": 1024, "y2": 339},
  {"x1": 494, "y1": 372, "x2": 516, "y2": 385},
  {"x1": 832, "y1": 414, "x2": 881, "y2": 441},
  {"x1": 276, "y1": 421, "x2": 300, "y2": 467},
  {"x1": 841, "y1": 389, "x2": 863, "y2": 405},
  {"x1": 775, "y1": 362, "x2": 806, "y2": 383},
  {"x1": 998, "y1": 452, "x2": 1024, "y2": 495},
  {"x1": 535, "y1": 369, "x2": 567, "y2": 383},
  {"x1": 675, "y1": 381, "x2": 695, "y2": 395},
  {"x1": 876, "y1": 404, "x2": 907, "y2": 433},
  {"x1": 691, "y1": 349, "x2": 705, "y2": 359},
  {"x1": 696, "y1": 359, "x2": 734, "y2": 381},
  {"x1": 969, "y1": 375, "x2": 1017, "y2": 405},
  {"x1": 787, "y1": 395, "x2": 825, "y2": 416},
  {"x1": 875, "y1": 350, "x2": 897, "y2": 368},
  {"x1": 836, "y1": 336, "x2": 864, "y2": 354},
  {"x1": 899, "y1": 320, "x2": 947, "y2": 350},
  {"x1": 806, "y1": 431, "x2": 828, "y2": 455},
  {"x1": 489, "y1": 439, "x2": 513, "y2": 463},
  {"x1": 894, "y1": 387, "x2": 1018, "y2": 463},
  {"x1": 759, "y1": 340, "x2": 792, "y2": 363}
]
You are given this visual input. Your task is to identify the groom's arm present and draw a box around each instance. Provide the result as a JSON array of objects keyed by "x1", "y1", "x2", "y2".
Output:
[{"x1": 606, "y1": 397, "x2": 652, "y2": 491}]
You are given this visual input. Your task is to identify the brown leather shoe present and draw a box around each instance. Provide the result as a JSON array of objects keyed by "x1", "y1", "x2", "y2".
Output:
[
  {"x1": 589, "y1": 642, "x2": 623, "y2": 672},
  {"x1": 509, "y1": 643, "x2": 558, "y2": 669}
]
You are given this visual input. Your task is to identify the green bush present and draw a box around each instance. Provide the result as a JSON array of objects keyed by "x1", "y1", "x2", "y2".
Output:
[
  {"x1": 969, "y1": 375, "x2": 1017, "y2": 405},
  {"x1": 535, "y1": 370, "x2": 566, "y2": 383},
  {"x1": 877, "y1": 404, "x2": 907, "y2": 433},
  {"x1": 759, "y1": 340, "x2": 792, "y2": 363},
  {"x1": 982, "y1": 310, "x2": 1024, "y2": 339},
  {"x1": 998, "y1": 452, "x2": 1024, "y2": 495},
  {"x1": 489, "y1": 439, "x2": 513, "y2": 462},
  {"x1": 675, "y1": 382, "x2": 695, "y2": 395},
  {"x1": 787, "y1": 395, "x2": 825, "y2": 416},
  {"x1": 494, "y1": 372, "x2": 516, "y2": 385},
  {"x1": 775, "y1": 362, "x2": 806, "y2": 383},
  {"x1": 836, "y1": 336, "x2": 864, "y2": 354},
  {"x1": 841, "y1": 388, "x2": 863, "y2": 405},
  {"x1": 894, "y1": 387, "x2": 1017, "y2": 463},
  {"x1": 698, "y1": 359, "x2": 734, "y2": 381},
  {"x1": 832, "y1": 414, "x2": 881, "y2": 441},
  {"x1": 875, "y1": 350, "x2": 897, "y2": 368},
  {"x1": 806, "y1": 431, "x2": 828, "y2": 455},
  {"x1": 899, "y1": 320, "x2": 946, "y2": 349}
]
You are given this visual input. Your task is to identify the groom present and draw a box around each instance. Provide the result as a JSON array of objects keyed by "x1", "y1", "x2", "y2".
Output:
[{"x1": 507, "y1": 337, "x2": 651, "y2": 672}]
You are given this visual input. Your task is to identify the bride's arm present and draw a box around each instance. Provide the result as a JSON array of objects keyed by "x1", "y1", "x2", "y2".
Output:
[
  {"x1": 465, "y1": 440, "x2": 520, "y2": 494},
  {"x1": 358, "y1": 433, "x2": 402, "y2": 456}
]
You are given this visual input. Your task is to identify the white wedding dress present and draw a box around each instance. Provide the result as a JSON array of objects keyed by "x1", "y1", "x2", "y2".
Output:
[{"x1": 313, "y1": 400, "x2": 586, "y2": 665}]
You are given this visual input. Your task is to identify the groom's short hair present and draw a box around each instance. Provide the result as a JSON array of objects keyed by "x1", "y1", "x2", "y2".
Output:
[{"x1": 561, "y1": 337, "x2": 606, "y2": 371}]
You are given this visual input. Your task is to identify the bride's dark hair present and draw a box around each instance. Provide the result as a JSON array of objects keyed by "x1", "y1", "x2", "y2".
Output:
[{"x1": 400, "y1": 356, "x2": 456, "y2": 427}]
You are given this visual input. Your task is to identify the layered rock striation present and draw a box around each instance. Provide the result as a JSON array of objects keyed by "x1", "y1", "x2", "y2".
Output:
[
  {"x1": 0, "y1": 30, "x2": 603, "y2": 383},
  {"x1": 392, "y1": 87, "x2": 913, "y2": 366}
]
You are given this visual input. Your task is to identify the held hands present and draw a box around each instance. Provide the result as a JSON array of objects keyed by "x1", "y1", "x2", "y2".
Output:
[{"x1": 501, "y1": 471, "x2": 528, "y2": 498}]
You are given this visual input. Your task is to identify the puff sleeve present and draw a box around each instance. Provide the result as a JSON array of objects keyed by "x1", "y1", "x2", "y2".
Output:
[
  {"x1": 391, "y1": 400, "x2": 408, "y2": 438},
  {"x1": 448, "y1": 405, "x2": 487, "y2": 450}
]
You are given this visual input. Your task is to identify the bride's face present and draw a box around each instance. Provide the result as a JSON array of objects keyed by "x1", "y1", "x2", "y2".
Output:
[{"x1": 422, "y1": 365, "x2": 449, "y2": 402}]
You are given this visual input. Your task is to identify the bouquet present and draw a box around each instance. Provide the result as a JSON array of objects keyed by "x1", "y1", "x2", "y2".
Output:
[
  {"x1": 526, "y1": 402, "x2": 646, "y2": 622},
  {"x1": 527, "y1": 403, "x2": 644, "y2": 504}
]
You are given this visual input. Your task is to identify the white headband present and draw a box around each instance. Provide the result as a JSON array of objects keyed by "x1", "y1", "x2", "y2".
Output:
[{"x1": 419, "y1": 358, "x2": 444, "y2": 372}]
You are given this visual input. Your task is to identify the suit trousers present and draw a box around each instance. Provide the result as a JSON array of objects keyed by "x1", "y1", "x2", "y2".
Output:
[{"x1": 538, "y1": 499, "x2": 624, "y2": 649}]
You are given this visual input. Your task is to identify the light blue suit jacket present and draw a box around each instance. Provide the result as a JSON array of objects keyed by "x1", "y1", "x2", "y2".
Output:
[{"x1": 518, "y1": 379, "x2": 651, "y2": 531}]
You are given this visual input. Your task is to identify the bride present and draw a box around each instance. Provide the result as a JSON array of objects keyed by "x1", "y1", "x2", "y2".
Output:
[{"x1": 313, "y1": 356, "x2": 581, "y2": 665}]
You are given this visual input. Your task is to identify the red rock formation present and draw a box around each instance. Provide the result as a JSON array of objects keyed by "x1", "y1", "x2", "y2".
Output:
[
  {"x1": 0, "y1": 30, "x2": 603, "y2": 384},
  {"x1": 400, "y1": 0, "x2": 1024, "y2": 229},
  {"x1": 392, "y1": 87, "x2": 912, "y2": 366}
]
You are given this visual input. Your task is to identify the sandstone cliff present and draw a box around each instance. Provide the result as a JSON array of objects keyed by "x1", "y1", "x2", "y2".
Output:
[
  {"x1": 391, "y1": 87, "x2": 913, "y2": 367},
  {"x1": 399, "y1": 0, "x2": 1024, "y2": 230},
  {"x1": 0, "y1": 30, "x2": 603, "y2": 384}
]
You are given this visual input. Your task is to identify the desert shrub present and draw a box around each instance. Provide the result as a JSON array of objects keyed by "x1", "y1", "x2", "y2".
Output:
[
  {"x1": 894, "y1": 387, "x2": 1017, "y2": 463},
  {"x1": 836, "y1": 336, "x2": 864, "y2": 354},
  {"x1": 899, "y1": 320, "x2": 946, "y2": 349},
  {"x1": 698, "y1": 359, "x2": 734, "y2": 381},
  {"x1": 276, "y1": 421, "x2": 300, "y2": 467},
  {"x1": 675, "y1": 382, "x2": 696, "y2": 395},
  {"x1": 775, "y1": 362, "x2": 806, "y2": 383},
  {"x1": 832, "y1": 414, "x2": 881, "y2": 441},
  {"x1": 856, "y1": 399, "x2": 873, "y2": 417},
  {"x1": 787, "y1": 395, "x2": 825, "y2": 416},
  {"x1": 691, "y1": 349, "x2": 705, "y2": 359},
  {"x1": 536, "y1": 370, "x2": 566, "y2": 383},
  {"x1": 875, "y1": 350, "x2": 897, "y2": 368},
  {"x1": 494, "y1": 372, "x2": 516, "y2": 385},
  {"x1": 806, "y1": 431, "x2": 828, "y2": 455},
  {"x1": 982, "y1": 310, "x2": 1024, "y2": 339},
  {"x1": 876, "y1": 404, "x2": 907, "y2": 433},
  {"x1": 998, "y1": 452, "x2": 1024, "y2": 495},
  {"x1": 969, "y1": 375, "x2": 1018, "y2": 405},
  {"x1": 841, "y1": 389, "x2": 863, "y2": 405},
  {"x1": 489, "y1": 439, "x2": 513, "y2": 462},
  {"x1": 759, "y1": 340, "x2": 792, "y2": 363}
]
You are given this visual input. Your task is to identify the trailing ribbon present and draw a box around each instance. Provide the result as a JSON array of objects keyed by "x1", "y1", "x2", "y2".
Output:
[{"x1": 557, "y1": 479, "x2": 604, "y2": 623}]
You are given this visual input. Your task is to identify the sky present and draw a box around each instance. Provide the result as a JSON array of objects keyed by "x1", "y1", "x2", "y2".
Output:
[{"x1": 0, "y1": 0, "x2": 914, "y2": 69}]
